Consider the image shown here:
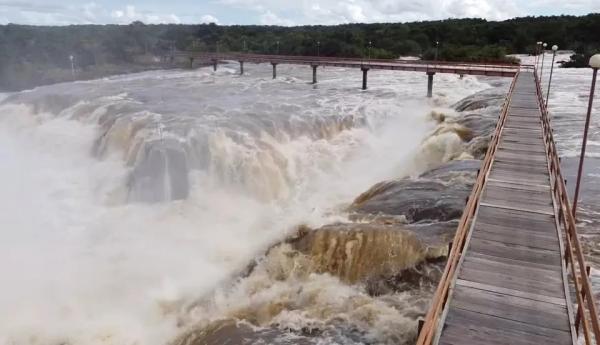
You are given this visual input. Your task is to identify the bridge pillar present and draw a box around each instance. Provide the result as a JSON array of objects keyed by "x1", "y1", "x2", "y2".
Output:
[
  {"x1": 312, "y1": 65, "x2": 318, "y2": 84},
  {"x1": 272, "y1": 62, "x2": 278, "y2": 79},
  {"x1": 213, "y1": 59, "x2": 217, "y2": 72},
  {"x1": 361, "y1": 67, "x2": 369, "y2": 90},
  {"x1": 239, "y1": 61, "x2": 244, "y2": 75},
  {"x1": 189, "y1": 57, "x2": 194, "y2": 69},
  {"x1": 427, "y1": 72, "x2": 435, "y2": 98}
]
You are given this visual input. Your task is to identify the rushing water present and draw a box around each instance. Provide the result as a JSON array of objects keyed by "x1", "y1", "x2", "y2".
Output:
[{"x1": 0, "y1": 61, "x2": 510, "y2": 344}]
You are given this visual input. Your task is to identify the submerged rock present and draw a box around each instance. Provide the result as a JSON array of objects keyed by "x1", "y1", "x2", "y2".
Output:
[
  {"x1": 350, "y1": 160, "x2": 479, "y2": 223},
  {"x1": 286, "y1": 222, "x2": 454, "y2": 283}
]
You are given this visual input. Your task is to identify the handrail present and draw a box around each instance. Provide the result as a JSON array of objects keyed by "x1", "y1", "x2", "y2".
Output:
[
  {"x1": 535, "y1": 68, "x2": 600, "y2": 344},
  {"x1": 415, "y1": 68, "x2": 520, "y2": 345},
  {"x1": 174, "y1": 51, "x2": 522, "y2": 69}
]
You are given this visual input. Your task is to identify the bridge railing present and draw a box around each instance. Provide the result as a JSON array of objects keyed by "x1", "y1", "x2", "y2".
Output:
[
  {"x1": 535, "y1": 67, "x2": 600, "y2": 344},
  {"x1": 414, "y1": 68, "x2": 520, "y2": 345},
  {"x1": 175, "y1": 51, "x2": 521, "y2": 69}
]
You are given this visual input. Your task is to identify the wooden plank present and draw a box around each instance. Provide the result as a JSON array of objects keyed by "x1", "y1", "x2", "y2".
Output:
[
  {"x1": 467, "y1": 251, "x2": 563, "y2": 274},
  {"x1": 485, "y1": 178, "x2": 550, "y2": 192},
  {"x1": 471, "y1": 226, "x2": 559, "y2": 251},
  {"x1": 468, "y1": 237, "x2": 561, "y2": 266},
  {"x1": 476, "y1": 204, "x2": 555, "y2": 227},
  {"x1": 442, "y1": 308, "x2": 572, "y2": 345},
  {"x1": 479, "y1": 202, "x2": 554, "y2": 216},
  {"x1": 461, "y1": 255, "x2": 563, "y2": 286},
  {"x1": 456, "y1": 279, "x2": 566, "y2": 306},
  {"x1": 473, "y1": 220, "x2": 559, "y2": 240},
  {"x1": 459, "y1": 262, "x2": 566, "y2": 298},
  {"x1": 449, "y1": 285, "x2": 570, "y2": 331}
]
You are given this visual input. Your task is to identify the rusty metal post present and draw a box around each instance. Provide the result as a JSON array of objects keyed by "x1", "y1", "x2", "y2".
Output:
[
  {"x1": 573, "y1": 67, "x2": 598, "y2": 218},
  {"x1": 361, "y1": 67, "x2": 369, "y2": 90},
  {"x1": 312, "y1": 64, "x2": 318, "y2": 84}
]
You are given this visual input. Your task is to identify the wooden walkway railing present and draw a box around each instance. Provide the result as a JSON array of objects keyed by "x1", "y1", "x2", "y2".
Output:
[
  {"x1": 173, "y1": 52, "x2": 520, "y2": 77},
  {"x1": 416, "y1": 67, "x2": 600, "y2": 345}
]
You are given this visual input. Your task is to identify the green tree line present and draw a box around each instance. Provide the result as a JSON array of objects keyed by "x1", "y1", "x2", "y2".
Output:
[{"x1": 1, "y1": 14, "x2": 599, "y2": 91}]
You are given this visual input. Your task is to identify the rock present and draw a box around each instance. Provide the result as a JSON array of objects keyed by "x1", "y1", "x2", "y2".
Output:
[
  {"x1": 349, "y1": 160, "x2": 479, "y2": 223},
  {"x1": 285, "y1": 222, "x2": 454, "y2": 283}
]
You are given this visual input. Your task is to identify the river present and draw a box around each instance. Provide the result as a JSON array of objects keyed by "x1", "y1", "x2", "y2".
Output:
[{"x1": 1, "y1": 58, "x2": 595, "y2": 345}]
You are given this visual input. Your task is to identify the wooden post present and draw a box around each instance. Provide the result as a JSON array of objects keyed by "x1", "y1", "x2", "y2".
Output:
[
  {"x1": 361, "y1": 67, "x2": 369, "y2": 90},
  {"x1": 239, "y1": 61, "x2": 244, "y2": 75},
  {"x1": 312, "y1": 65, "x2": 318, "y2": 84},
  {"x1": 272, "y1": 62, "x2": 277, "y2": 79}
]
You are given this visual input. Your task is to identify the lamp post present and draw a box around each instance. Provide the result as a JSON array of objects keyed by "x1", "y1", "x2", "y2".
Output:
[
  {"x1": 540, "y1": 42, "x2": 548, "y2": 84},
  {"x1": 573, "y1": 54, "x2": 600, "y2": 218},
  {"x1": 69, "y1": 55, "x2": 75, "y2": 78},
  {"x1": 243, "y1": 39, "x2": 247, "y2": 53},
  {"x1": 435, "y1": 41, "x2": 439, "y2": 61},
  {"x1": 535, "y1": 41, "x2": 542, "y2": 68},
  {"x1": 276, "y1": 40, "x2": 280, "y2": 55},
  {"x1": 317, "y1": 41, "x2": 320, "y2": 57},
  {"x1": 545, "y1": 45, "x2": 558, "y2": 107},
  {"x1": 368, "y1": 41, "x2": 372, "y2": 60}
]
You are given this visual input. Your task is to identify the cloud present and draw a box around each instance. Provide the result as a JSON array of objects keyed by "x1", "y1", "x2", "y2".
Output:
[
  {"x1": 218, "y1": 0, "x2": 522, "y2": 25},
  {"x1": 200, "y1": 14, "x2": 219, "y2": 24},
  {"x1": 110, "y1": 5, "x2": 181, "y2": 24},
  {"x1": 260, "y1": 10, "x2": 295, "y2": 26}
]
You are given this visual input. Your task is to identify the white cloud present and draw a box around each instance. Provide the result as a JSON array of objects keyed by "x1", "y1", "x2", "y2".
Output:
[
  {"x1": 260, "y1": 10, "x2": 295, "y2": 26},
  {"x1": 110, "y1": 4, "x2": 181, "y2": 24},
  {"x1": 219, "y1": 0, "x2": 522, "y2": 25},
  {"x1": 200, "y1": 14, "x2": 219, "y2": 24}
]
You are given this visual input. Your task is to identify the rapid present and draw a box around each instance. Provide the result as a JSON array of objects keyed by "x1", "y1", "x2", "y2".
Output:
[{"x1": 1, "y1": 61, "x2": 512, "y2": 344}]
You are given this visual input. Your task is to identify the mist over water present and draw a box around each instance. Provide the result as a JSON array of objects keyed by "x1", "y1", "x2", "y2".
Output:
[{"x1": 0, "y1": 62, "x2": 493, "y2": 344}]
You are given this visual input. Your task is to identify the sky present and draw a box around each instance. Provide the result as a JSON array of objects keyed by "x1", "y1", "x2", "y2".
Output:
[{"x1": 0, "y1": 0, "x2": 599, "y2": 26}]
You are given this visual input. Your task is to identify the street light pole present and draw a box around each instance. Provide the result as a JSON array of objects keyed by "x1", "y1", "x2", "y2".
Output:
[
  {"x1": 276, "y1": 40, "x2": 280, "y2": 55},
  {"x1": 435, "y1": 41, "x2": 439, "y2": 61},
  {"x1": 540, "y1": 42, "x2": 548, "y2": 84},
  {"x1": 545, "y1": 45, "x2": 558, "y2": 107},
  {"x1": 535, "y1": 41, "x2": 542, "y2": 68},
  {"x1": 573, "y1": 54, "x2": 600, "y2": 218},
  {"x1": 317, "y1": 41, "x2": 320, "y2": 57},
  {"x1": 69, "y1": 55, "x2": 75, "y2": 78},
  {"x1": 368, "y1": 41, "x2": 372, "y2": 60}
]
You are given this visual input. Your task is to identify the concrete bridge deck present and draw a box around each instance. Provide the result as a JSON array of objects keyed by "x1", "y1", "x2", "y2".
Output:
[{"x1": 417, "y1": 71, "x2": 600, "y2": 345}]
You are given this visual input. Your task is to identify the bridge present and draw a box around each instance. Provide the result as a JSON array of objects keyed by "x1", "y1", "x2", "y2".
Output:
[
  {"x1": 170, "y1": 52, "x2": 519, "y2": 96},
  {"x1": 171, "y1": 51, "x2": 599, "y2": 344},
  {"x1": 416, "y1": 68, "x2": 600, "y2": 345}
]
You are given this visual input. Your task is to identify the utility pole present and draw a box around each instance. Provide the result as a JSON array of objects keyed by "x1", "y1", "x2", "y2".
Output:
[{"x1": 69, "y1": 55, "x2": 75, "y2": 79}]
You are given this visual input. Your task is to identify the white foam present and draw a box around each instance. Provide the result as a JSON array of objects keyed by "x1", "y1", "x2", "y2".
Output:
[{"x1": 0, "y1": 63, "x2": 493, "y2": 344}]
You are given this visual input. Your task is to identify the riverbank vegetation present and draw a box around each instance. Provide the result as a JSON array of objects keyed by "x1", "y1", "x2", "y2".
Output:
[{"x1": 1, "y1": 14, "x2": 599, "y2": 91}]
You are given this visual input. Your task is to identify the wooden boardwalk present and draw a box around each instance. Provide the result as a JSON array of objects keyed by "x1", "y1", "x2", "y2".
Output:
[{"x1": 436, "y1": 72, "x2": 577, "y2": 345}]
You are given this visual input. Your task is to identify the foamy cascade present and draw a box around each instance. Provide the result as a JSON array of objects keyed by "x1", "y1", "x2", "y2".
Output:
[{"x1": 0, "y1": 62, "x2": 495, "y2": 345}]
